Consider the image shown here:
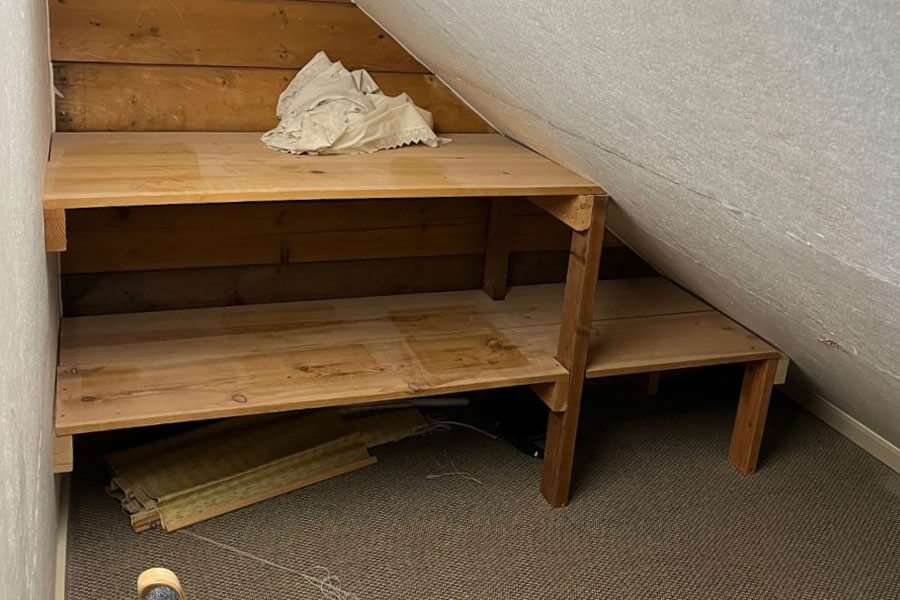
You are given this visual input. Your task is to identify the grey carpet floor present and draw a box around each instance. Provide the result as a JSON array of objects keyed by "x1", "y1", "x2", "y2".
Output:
[{"x1": 65, "y1": 373, "x2": 900, "y2": 600}]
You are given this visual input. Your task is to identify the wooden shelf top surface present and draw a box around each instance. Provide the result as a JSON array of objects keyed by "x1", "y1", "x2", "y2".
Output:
[
  {"x1": 43, "y1": 132, "x2": 604, "y2": 210},
  {"x1": 56, "y1": 277, "x2": 779, "y2": 435}
]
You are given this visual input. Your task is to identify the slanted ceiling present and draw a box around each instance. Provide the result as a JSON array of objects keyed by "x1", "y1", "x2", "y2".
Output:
[{"x1": 355, "y1": 0, "x2": 900, "y2": 445}]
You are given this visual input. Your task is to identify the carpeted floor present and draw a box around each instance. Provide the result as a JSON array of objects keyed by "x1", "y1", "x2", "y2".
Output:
[{"x1": 65, "y1": 370, "x2": 900, "y2": 600}]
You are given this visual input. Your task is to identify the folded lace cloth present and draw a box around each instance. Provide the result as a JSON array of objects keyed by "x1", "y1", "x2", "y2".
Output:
[{"x1": 262, "y1": 51, "x2": 448, "y2": 155}]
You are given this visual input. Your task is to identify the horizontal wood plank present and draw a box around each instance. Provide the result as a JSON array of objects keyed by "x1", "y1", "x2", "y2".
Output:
[
  {"x1": 60, "y1": 278, "x2": 709, "y2": 353},
  {"x1": 53, "y1": 63, "x2": 491, "y2": 134},
  {"x1": 60, "y1": 199, "x2": 583, "y2": 273},
  {"x1": 585, "y1": 311, "x2": 781, "y2": 378},
  {"x1": 44, "y1": 133, "x2": 604, "y2": 210},
  {"x1": 49, "y1": 0, "x2": 425, "y2": 72},
  {"x1": 60, "y1": 247, "x2": 652, "y2": 316}
]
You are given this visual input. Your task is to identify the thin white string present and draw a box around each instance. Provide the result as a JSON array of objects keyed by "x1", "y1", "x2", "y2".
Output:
[
  {"x1": 422, "y1": 420, "x2": 499, "y2": 440},
  {"x1": 425, "y1": 446, "x2": 483, "y2": 486},
  {"x1": 177, "y1": 529, "x2": 361, "y2": 600},
  {"x1": 172, "y1": 414, "x2": 489, "y2": 599}
]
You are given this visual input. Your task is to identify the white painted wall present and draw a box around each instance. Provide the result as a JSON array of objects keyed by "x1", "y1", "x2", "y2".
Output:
[
  {"x1": 357, "y1": 1, "x2": 900, "y2": 445},
  {"x1": 0, "y1": 0, "x2": 59, "y2": 597}
]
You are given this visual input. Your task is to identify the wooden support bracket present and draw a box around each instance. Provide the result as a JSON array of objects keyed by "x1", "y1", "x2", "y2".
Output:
[
  {"x1": 728, "y1": 358, "x2": 779, "y2": 475},
  {"x1": 539, "y1": 195, "x2": 607, "y2": 507},
  {"x1": 527, "y1": 194, "x2": 599, "y2": 232},
  {"x1": 531, "y1": 382, "x2": 565, "y2": 412},
  {"x1": 482, "y1": 197, "x2": 516, "y2": 300},
  {"x1": 53, "y1": 435, "x2": 73, "y2": 473},
  {"x1": 44, "y1": 209, "x2": 66, "y2": 252}
]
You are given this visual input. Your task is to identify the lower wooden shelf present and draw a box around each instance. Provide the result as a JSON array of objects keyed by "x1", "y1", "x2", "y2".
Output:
[
  {"x1": 56, "y1": 284, "x2": 568, "y2": 435},
  {"x1": 585, "y1": 310, "x2": 781, "y2": 378},
  {"x1": 55, "y1": 277, "x2": 780, "y2": 435}
]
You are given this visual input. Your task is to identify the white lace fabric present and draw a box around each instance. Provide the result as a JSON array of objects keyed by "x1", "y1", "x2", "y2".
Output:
[{"x1": 261, "y1": 51, "x2": 448, "y2": 155}]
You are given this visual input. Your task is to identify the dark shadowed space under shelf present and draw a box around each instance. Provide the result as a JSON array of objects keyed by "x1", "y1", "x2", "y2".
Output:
[{"x1": 64, "y1": 369, "x2": 900, "y2": 600}]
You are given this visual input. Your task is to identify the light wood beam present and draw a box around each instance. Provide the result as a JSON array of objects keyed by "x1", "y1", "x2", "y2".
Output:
[
  {"x1": 728, "y1": 358, "x2": 779, "y2": 474},
  {"x1": 44, "y1": 209, "x2": 66, "y2": 252},
  {"x1": 53, "y1": 435, "x2": 73, "y2": 473},
  {"x1": 528, "y1": 194, "x2": 598, "y2": 231},
  {"x1": 539, "y1": 195, "x2": 607, "y2": 507}
]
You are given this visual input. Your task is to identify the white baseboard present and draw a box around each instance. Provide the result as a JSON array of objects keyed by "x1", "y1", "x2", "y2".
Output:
[
  {"x1": 55, "y1": 474, "x2": 71, "y2": 600},
  {"x1": 784, "y1": 381, "x2": 900, "y2": 474}
]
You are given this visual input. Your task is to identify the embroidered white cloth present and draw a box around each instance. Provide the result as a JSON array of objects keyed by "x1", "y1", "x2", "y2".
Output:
[{"x1": 261, "y1": 51, "x2": 447, "y2": 155}]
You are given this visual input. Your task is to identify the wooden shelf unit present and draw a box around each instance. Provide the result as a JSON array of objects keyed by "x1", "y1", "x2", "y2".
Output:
[{"x1": 45, "y1": 131, "x2": 785, "y2": 506}]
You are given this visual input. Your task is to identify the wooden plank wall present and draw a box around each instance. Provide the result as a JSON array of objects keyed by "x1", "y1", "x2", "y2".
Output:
[
  {"x1": 51, "y1": 0, "x2": 651, "y2": 315},
  {"x1": 51, "y1": 0, "x2": 489, "y2": 134}
]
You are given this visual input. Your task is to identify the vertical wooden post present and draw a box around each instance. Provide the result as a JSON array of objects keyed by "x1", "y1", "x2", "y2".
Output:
[
  {"x1": 540, "y1": 195, "x2": 607, "y2": 507},
  {"x1": 728, "y1": 358, "x2": 778, "y2": 474},
  {"x1": 482, "y1": 197, "x2": 516, "y2": 300},
  {"x1": 640, "y1": 371, "x2": 661, "y2": 395}
]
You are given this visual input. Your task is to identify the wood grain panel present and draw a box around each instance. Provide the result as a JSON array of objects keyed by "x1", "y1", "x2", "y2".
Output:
[
  {"x1": 43, "y1": 209, "x2": 67, "y2": 252},
  {"x1": 60, "y1": 199, "x2": 580, "y2": 274},
  {"x1": 585, "y1": 313, "x2": 781, "y2": 378},
  {"x1": 44, "y1": 133, "x2": 602, "y2": 210},
  {"x1": 49, "y1": 0, "x2": 425, "y2": 72},
  {"x1": 56, "y1": 286, "x2": 570, "y2": 433},
  {"x1": 62, "y1": 255, "x2": 493, "y2": 316},
  {"x1": 54, "y1": 63, "x2": 491, "y2": 133},
  {"x1": 60, "y1": 247, "x2": 654, "y2": 316}
]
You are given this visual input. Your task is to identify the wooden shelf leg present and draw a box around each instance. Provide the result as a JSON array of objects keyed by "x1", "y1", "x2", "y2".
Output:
[
  {"x1": 53, "y1": 435, "x2": 73, "y2": 474},
  {"x1": 728, "y1": 358, "x2": 778, "y2": 475},
  {"x1": 540, "y1": 195, "x2": 607, "y2": 507},
  {"x1": 482, "y1": 197, "x2": 516, "y2": 300},
  {"x1": 640, "y1": 371, "x2": 661, "y2": 395}
]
